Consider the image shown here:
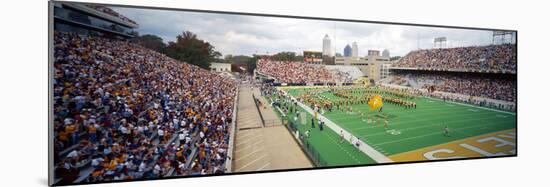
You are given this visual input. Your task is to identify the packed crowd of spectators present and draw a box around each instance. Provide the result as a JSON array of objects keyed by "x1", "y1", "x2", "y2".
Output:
[
  {"x1": 257, "y1": 59, "x2": 352, "y2": 84},
  {"x1": 389, "y1": 76, "x2": 406, "y2": 85},
  {"x1": 390, "y1": 73, "x2": 516, "y2": 102},
  {"x1": 86, "y1": 5, "x2": 138, "y2": 25},
  {"x1": 393, "y1": 44, "x2": 516, "y2": 73},
  {"x1": 53, "y1": 31, "x2": 236, "y2": 184},
  {"x1": 329, "y1": 69, "x2": 354, "y2": 83}
]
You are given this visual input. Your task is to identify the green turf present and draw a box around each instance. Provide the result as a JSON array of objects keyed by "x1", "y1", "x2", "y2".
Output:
[
  {"x1": 282, "y1": 87, "x2": 517, "y2": 156},
  {"x1": 267, "y1": 95, "x2": 378, "y2": 167}
]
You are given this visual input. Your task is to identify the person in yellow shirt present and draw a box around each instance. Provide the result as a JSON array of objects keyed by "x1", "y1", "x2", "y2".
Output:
[
  {"x1": 65, "y1": 123, "x2": 78, "y2": 145},
  {"x1": 106, "y1": 159, "x2": 117, "y2": 170},
  {"x1": 88, "y1": 124, "x2": 97, "y2": 143},
  {"x1": 58, "y1": 130, "x2": 69, "y2": 145}
]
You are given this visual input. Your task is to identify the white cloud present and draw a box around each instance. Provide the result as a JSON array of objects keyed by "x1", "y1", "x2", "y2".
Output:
[{"x1": 113, "y1": 6, "x2": 504, "y2": 57}]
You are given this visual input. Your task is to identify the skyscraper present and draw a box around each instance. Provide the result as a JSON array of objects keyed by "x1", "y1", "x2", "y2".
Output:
[
  {"x1": 382, "y1": 49, "x2": 390, "y2": 57},
  {"x1": 344, "y1": 44, "x2": 352, "y2": 57},
  {"x1": 352, "y1": 42, "x2": 358, "y2": 57},
  {"x1": 322, "y1": 34, "x2": 331, "y2": 56}
]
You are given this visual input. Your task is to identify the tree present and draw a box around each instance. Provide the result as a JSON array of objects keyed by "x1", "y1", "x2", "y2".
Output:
[
  {"x1": 222, "y1": 55, "x2": 256, "y2": 74},
  {"x1": 165, "y1": 31, "x2": 221, "y2": 69},
  {"x1": 245, "y1": 55, "x2": 259, "y2": 74},
  {"x1": 134, "y1": 34, "x2": 166, "y2": 53},
  {"x1": 272, "y1": 51, "x2": 297, "y2": 61},
  {"x1": 390, "y1": 56, "x2": 402, "y2": 61}
]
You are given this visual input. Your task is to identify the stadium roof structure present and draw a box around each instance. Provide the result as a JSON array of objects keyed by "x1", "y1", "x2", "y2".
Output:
[{"x1": 64, "y1": 2, "x2": 139, "y2": 28}]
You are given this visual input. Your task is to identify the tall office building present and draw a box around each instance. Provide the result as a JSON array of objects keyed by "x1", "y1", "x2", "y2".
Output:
[
  {"x1": 382, "y1": 49, "x2": 390, "y2": 57},
  {"x1": 344, "y1": 44, "x2": 352, "y2": 57},
  {"x1": 322, "y1": 34, "x2": 332, "y2": 56},
  {"x1": 368, "y1": 50, "x2": 381, "y2": 56},
  {"x1": 352, "y1": 42, "x2": 358, "y2": 57}
]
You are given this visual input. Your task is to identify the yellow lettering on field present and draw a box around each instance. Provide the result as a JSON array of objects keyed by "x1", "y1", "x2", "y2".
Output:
[{"x1": 389, "y1": 129, "x2": 516, "y2": 162}]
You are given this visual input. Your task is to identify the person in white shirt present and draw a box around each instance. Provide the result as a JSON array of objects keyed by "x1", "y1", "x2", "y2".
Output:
[
  {"x1": 340, "y1": 130, "x2": 344, "y2": 143},
  {"x1": 153, "y1": 164, "x2": 162, "y2": 176},
  {"x1": 158, "y1": 128, "x2": 165, "y2": 142},
  {"x1": 67, "y1": 150, "x2": 79, "y2": 159},
  {"x1": 119, "y1": 125, "x2": 129, "y2": 135},
  {"x1": 138, "y1": 161, "x2": 147, "y2": 172},
  {"x1": 199, "y1": 131, "x2": 205, "y2": 139},
  {"x1": 179, "y1": 132, "x2": 186, "y2": 145},
  {"x1": 91, "y1": 157, "x2": 104, "y2": 169}
]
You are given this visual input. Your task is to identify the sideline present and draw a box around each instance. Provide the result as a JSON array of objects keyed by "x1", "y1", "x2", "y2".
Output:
[{"x1": 279, "y1": 89, "x2": 394, "y2": 163}]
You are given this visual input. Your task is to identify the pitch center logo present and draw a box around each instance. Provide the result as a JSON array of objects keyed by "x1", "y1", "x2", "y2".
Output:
[{"x1": 386, "y1": 129, "x2": 401, "y2": 135}]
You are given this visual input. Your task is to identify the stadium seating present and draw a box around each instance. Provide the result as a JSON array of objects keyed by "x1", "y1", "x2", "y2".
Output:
[
  {"x1": 257, "y1": 59, "x2": 358, "y2": 84},
  {"x1": 393, "y1": 44, "x2": 516, "y2": 73},
  {"x1": 325, "y1": 65, "x2": 363, "y2": 83},
  {"x1": 390, "y1": 72, "x2": 516, "y2": 102},
  {"x1": 53, "y1": 32, "x2": 236, "y2": 183}
]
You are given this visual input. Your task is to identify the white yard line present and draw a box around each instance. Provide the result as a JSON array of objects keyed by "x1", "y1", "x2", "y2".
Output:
[
  {"x1": 350, "y1": 111, "x2": 509, "y2": 131},
  {"x1": 374, "y1": 123, "x2": 509, "y2": 146},
  {"x1": 329, "y1": 103, "x2": 504, "y2": 122},
  {"x1": 322, "y1": 131, "x2": 361, "y2": 163},
  {"x1": 281, "y1": 89, "x2": 393, "y2": 164},
  {"x1": 360, "y1": 115, "x2": 513, "y2": 138}
]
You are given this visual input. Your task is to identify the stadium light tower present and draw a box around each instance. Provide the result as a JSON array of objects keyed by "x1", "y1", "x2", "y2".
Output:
[
  {"x1": 433, "y1": 37, "x2": 447, "y2": 48},
  {"x1": 493, "y1": 31, "x2": 515, "y2": 45}
]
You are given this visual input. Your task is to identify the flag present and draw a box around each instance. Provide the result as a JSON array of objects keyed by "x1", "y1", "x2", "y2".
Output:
[{"x1": 368, "y1": 95, "x2": 383, "y2": 111}]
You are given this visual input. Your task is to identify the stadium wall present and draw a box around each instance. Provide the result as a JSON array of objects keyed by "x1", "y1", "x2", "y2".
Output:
[
  {"x1": 225, "y1": 87, "x2": 239, "y2": 172},
  {"x1": 380, "y1": 83, "x2": 516, "y2": 111}
]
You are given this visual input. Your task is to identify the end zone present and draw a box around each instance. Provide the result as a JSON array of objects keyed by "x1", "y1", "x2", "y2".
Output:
[{"x1": 389, "y1": 129, "x2": 516, "y2": 162}]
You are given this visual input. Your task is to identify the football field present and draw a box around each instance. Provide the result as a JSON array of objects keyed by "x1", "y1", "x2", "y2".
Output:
[{"x1": 269, "y1": 86, "x2": 517, "y2": 166}]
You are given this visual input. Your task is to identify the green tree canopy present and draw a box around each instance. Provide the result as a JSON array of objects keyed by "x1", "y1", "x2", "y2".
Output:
[
  {"x1": 223, "y1": 55, "x2": 257, "y2": 74},
  {"x1": 272, "y1": 51, "x2": 299, "y2": 61},
  {"x1": 165, "y1": 31, "x2": 221, "y2": 69},
  {"x1": 134, "y1": 34, "x2": 166, "y2": 53}
]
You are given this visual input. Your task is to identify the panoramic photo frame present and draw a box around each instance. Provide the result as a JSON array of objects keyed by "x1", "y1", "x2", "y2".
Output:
[{"x1": 48, "y1": 1, "x2": 517, "y2": 186}]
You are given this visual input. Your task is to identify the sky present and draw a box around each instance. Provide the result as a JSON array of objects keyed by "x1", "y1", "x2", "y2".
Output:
[{"x1": 113, "y1": 6, "x2": 514, "y2": 57}]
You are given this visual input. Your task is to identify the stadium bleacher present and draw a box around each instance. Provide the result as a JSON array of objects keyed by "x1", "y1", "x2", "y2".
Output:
[
  {"x1": 388, "y1": 71, "x2": 515, "y2": 102},
  {"x1": 53, "y1": 31, "x2": 236, "y2": 184},
  {"x1": 387, "y1": 44, "x2": 516, "y2": 103},
  {"x1": 325, "y1": 65, "x2": 364, "y2": 83},
  {"x1": 393, "y1": 44, "x2": 516, "y2": 73},
  {"x1": 257, "y1": 59, "x2": 360, "y2": 84}
]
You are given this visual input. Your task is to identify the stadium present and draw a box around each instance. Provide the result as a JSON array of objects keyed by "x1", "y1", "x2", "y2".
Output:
[{"x1": 50, "y1": 2, "x2": 517, "y2": 185}]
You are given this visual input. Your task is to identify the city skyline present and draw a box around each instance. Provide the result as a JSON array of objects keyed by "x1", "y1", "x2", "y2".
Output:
[{"x1": 114, "y1": 6, "x2": 513, "y2": 57}]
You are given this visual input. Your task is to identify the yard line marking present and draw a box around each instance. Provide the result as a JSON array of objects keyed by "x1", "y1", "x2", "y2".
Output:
[
  {"x1": 360, "y1": 115, "x2": 513, "y2": 138},
  {"x1": 374, "y1": 124, "x2": 513, "y2": 146},
  {"x1": 322, "y1": 132, "x2": 361, "y2": 164},
  {"x1": 330, "y1": 106, "x2": 499, "y2": 123},
  {"x1": 281, "y1": 89, "x2": 393, "y2": 163},
  {"x1": 352, "y1": 112, "x2": 509, "y2": 131}
]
